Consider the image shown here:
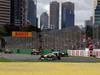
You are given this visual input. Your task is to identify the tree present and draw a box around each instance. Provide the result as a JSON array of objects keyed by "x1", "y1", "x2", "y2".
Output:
[
  {"x1": 3, "y1": 24, "x2": 20, "y2": 36},
  {"x1": 0, "y1": 31, "x2": 6, "y2": 51},
  {"x1": 86, "y1": 25, "x2": 93, "y2": 39}
]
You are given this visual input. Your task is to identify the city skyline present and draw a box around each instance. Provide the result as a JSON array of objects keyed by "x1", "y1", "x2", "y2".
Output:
[{"x1": 37, "y1": 0, "x2": 94, "y2": 27}]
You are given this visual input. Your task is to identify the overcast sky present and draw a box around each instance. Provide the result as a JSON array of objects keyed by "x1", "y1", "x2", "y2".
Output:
[{"x1": 36, "y1": 0, "x2": 94, "y2": 27}]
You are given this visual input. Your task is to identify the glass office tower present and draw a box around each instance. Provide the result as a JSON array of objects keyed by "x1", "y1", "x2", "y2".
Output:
[
  {"x1": 95, "y1": 0, "x2": 100, "y2": 24},
  {"x1": 10, "y1": 0, "x2": 26, "y2": 26},
  {"x1": 61, "y1": 2, "x2": 75, "y2": 28}
]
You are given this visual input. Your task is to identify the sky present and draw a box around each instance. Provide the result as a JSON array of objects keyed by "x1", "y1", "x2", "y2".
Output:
[{"x1": 36, "y1": 0, "x2": 94, "y2": 27}]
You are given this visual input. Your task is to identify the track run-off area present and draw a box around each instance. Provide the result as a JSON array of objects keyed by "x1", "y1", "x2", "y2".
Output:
[{"x1": 0, "y1": 62, "x2": 100, "y2": 75}]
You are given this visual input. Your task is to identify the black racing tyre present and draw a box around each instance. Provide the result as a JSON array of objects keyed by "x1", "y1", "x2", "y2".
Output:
[{"x1": 58, "y1": 56, "x2": 61, "y2": 60}]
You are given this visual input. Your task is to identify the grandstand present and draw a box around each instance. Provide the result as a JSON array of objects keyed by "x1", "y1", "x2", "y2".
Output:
[
  {"x1": 0, "y1": 27, "x2": 86, "y2": 50},
  {"x1": 4, "y1": 32, "x2": 40, "y2": 49},
  {"x1": 41, "y1": 27, "x2": 85, "y2": 50}
]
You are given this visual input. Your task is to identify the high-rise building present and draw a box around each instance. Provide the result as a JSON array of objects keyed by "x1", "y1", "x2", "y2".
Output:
[
  {"x1": 61, "y1": 2, "x2": 75, "y2": 28},
  {"x1": 92, "y1": 0, "x2": 97, "y2": 8},
  {"x1": 85, "y1": 16, "x2": 94, "y2": 26},
  {"x1": 95, "y1": 0, "x2": 100, "y2": 24},
  {"x1": 10, "y1": 0, "x2": 26, "y2": 26},
  {"x1": 0, "y1": 0, "x2": 10, "y2": 26},
  {"x1": 92, "y1": 0, "x2": 97, "y2": 24},
  {"x1": 40, "y1": 12, "x2": 48, "y2": 30},
  {"x1": 50, "y1": 1, "x2": 59, "y2": 30},
  {"x1": 98, "y1": 0, "x2": 100, "y2": 5},
  {"x1": 27, "y1": 0, "x2": 37, "y2": 27}
]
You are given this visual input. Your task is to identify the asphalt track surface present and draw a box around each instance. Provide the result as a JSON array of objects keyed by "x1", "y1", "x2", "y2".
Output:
[{"x1": 0, "y1": 53, "x2": 100, "y2": 62}]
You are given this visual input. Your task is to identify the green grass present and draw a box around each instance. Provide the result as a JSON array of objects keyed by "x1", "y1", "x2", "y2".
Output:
[
  {"x1": 0, "y1": 58, "x2": 14, "y2": 62},
  {"x1": 0, "y1": 57, "x2": 100, "y2": 63}
]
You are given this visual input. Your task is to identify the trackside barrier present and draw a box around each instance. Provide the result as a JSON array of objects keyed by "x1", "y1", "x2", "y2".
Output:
[
  {"x1": 42, "y1": 49, "x2": 68, "y2": 54},
  {"x1": 93, "y1": 49, "x2": 100, "y2": 58},
  {"x1": 67, "y1": 50, "x2": 100, "y2": 58},
  {"x1": 67, "y1": 50, "x2": 85, "y2": 56},
  {"x1": 10, "y1": 49, "x2": 33, "y2": 54}
]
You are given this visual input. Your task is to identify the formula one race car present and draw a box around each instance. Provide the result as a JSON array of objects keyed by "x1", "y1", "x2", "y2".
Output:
[
  {"x1": 4, "y1": 49, "x2": 12, "y2": 54},
  {"x1": 39, "y1": 52, "x2": 61, "y2": 60},
  {"x1": 31, "y1": 50, "x2": 41, "y2": 55}
]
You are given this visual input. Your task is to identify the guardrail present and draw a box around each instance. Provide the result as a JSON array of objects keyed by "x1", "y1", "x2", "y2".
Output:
[{"x1": 67, "y1": 50, "x2": 100, "y2": 58}]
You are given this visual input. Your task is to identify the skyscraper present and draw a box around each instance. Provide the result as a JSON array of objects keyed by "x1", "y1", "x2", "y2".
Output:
[
  {"x1": 27, "y1": 0, "x2": 37, "y2": 27},
  {"x1": 98, "y1": 0, "x2": 100, "y2": 5},
  {"x1": 0, "y1": 0, "x2": 10, "y2": 26},
  {"x1": 40, "y1": 12, "x2": 48, "y2": 30},
  {"x1": 95, "y1": 0, "x2": 100, "y2": 24},
  {"x1": 85, "y1": 16, "x2": 94, "y2": 26},
  {"x1": 61, "y1": 2, "x2": 75, "y2": 28},
  {"x1": 10, "y1": 0, "x2": 26, "y2": 26},
  {"x1": 50, "y1": 1, "x2": 59, "y2": 30},
  {"x1": 92, "y1": 0, "x2": 97, "y2": 24},
  {"x1": 92, "y1": 0, "x2": 97, "y2": 8}
]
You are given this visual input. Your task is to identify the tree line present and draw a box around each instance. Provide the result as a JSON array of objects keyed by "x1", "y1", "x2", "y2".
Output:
[{"x1": 0, "y1": 24, "x2": 41, "y2": 36}]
